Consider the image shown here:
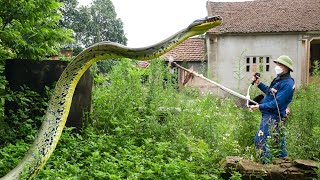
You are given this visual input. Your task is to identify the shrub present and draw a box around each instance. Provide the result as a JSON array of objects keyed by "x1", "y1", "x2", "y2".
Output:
[
  {"x1": 0, "y1": 86, "x2": 50, "y2": 145},
  {"x1": 1, "y1": 58, "x2": 319, "y2": 179}
]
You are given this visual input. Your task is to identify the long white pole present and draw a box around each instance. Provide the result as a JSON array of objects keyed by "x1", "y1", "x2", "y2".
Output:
[{"x1": 172, "y1": 62, "x2": 258, "y2": 105}]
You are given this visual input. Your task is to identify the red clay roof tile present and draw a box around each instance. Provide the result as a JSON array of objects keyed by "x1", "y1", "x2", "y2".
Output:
[
  {"x1": 207, "y1": 0, "x2": 320, "y2": 33},
  {"x1": 161, "y1": 38, "x2": 205, "y2": 61}
]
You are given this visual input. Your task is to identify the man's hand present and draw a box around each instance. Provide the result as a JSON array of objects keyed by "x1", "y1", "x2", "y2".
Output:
[
  {"x1": 249, "y1": 105, "x2": 259, "y2": 111},
  {"x1": 252, "y1": 74, "x2": 260, "y2": 85}
]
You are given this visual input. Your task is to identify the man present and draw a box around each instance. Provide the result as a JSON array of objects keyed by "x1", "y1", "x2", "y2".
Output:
[{"x1": 250, "y1": 55, "x2": 295, "y2": 164}]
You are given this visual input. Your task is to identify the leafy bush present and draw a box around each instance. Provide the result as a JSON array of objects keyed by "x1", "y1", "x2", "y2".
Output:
[
  {"x1": 286, "y1": 61, "x2": 320, "y2": 160},
  {"x1": 0, "y1": 140, "x2": 30, "y2": 176},
  {"x1": 0, "y1": 85, "x2": 51, "y2": 145},
  {"x1": 286, "y1": 69, "x2": 320, "y2": 161},
  {"x1": 1, "y1": 58, "x2": 319, "y2": 179},
  {"x1": 0, "y1": 62, "x2": 6, "y2": 119}
]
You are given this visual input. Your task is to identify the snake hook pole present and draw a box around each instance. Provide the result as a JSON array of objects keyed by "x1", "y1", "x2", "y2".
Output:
[
  {"x1": 171, "y1": 61, "x2": 258, "y2": 105},
  {"x1": 246, "y1": 72, "x2": 260, "y2": 107}
]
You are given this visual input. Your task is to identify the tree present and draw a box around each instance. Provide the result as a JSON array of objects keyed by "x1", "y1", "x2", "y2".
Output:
[
  {"x1": 0, "y1": 0, "x2": 74, "y2": 60},
  {"x1": 89, "y1": 0, "x2": 127, "y2": 74},
  {"x1": 59, "y1": 0, "x2": 127, "y2": 73},
  {"x1": 89, "y1": 0, "x2": 127, "y2": 45},
  {"x1": 59, "y1": 0, "x2": 126, "y2": 49},
  {"x1": 59, "y1": 0, "x2": 86, "y2": 54}
]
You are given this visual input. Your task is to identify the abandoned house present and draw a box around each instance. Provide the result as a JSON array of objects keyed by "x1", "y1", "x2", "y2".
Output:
[
  {"x1": 161, "y1": 37, "x2": 210, "y2": 89},
  {"x1": 202, "y1": 0, "x2": 320, "y2": 96}
]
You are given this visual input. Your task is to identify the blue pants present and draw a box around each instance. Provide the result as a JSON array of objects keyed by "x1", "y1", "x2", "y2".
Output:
[{"x1": 254, "y1": 114, "x2": 287, "y2": 164}]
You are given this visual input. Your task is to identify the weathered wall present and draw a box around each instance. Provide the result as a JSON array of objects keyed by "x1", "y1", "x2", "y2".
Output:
[
  {"x1": 206, "y1": 33, "x2": 304, "y2": 96},
  {"x1": 5, "y1": 59, "x2": 92, "y2": 130}
]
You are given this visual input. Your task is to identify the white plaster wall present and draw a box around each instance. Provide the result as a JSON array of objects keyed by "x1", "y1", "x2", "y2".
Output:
[{"x1": 210, "y1": 34, "x2": 303, "y2": 95}]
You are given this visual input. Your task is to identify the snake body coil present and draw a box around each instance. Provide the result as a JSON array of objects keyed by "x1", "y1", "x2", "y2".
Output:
[{"x1": 1, "y1": 15, "x2": 222, "y2": 179}]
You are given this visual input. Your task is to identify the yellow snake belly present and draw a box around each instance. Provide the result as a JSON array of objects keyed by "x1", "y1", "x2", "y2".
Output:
[{"x1": 1, "y1": 15, "x2": 222, "y2": 179}]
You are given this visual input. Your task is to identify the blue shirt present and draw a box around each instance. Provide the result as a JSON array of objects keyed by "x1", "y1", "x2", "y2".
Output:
[{"x1": 257, "y1": 73, "x2": 295, "y2": 117}]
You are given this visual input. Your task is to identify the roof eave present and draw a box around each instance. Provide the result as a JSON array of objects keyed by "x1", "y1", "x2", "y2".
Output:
[
  {"x1": 305, "y1": 31, "x2": 320, "y2": 35},
  {"x1": 206, "y1": 31, "x2": 319, "y2": 36}
]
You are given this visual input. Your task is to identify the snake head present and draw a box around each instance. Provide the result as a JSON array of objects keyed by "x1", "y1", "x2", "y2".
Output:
[{"x1": 187, "y1": 15, "x2": 222, "y2": 34}]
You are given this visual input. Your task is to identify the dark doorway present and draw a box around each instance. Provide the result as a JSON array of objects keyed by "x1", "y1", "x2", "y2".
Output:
[{"x1": 309, "y1": 39, "x2": 320, "y2": 83}]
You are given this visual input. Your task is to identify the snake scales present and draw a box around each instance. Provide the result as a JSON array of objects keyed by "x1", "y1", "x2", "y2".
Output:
[{"x1": 1, "y1": 15, "x2": 222, "y2": 179}]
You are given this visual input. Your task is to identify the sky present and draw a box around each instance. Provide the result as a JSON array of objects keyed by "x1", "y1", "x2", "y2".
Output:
[{"x1": 78, "y1": 0, "x2": 250, "y2": 47}]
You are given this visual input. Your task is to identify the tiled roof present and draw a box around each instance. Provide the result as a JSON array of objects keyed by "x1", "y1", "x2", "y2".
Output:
[
  {"x1": 207, "y1": 0, "x2": 320, "y2": 33},
  {"x1": 161, "y1": 38, "x2": 206, "y2": 61}
]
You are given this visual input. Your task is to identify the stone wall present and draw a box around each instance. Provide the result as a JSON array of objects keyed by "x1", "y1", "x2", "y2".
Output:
[{"x1": 221, "y1": 156, "x2": 319, "y2": 180}]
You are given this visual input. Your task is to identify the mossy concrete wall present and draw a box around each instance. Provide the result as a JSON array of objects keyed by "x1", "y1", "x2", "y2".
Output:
[{"x1": 5, "y1": 59, "x2": 92, "y2": 130}]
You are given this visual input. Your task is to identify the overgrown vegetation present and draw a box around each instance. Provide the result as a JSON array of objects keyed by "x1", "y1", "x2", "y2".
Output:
[
  {"x1": 287, "y1": 60, "x2": 320, "y2": 161},
  {"x1": 0, "y1": 86, "x2": 51, "y2": 145},
  {"x1": 0, "y1": 59, "x2": 319, "y2": 179},
  {"x1": 0, "y1": 0, "x2": 73, "y2": 59}
]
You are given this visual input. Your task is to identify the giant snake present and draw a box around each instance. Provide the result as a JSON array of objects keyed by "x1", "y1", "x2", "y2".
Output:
[{"x1": 1, "y1": 15, "x2": 222, "y2": 179}]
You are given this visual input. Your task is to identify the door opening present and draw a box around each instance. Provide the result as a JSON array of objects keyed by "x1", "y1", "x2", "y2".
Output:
[{"x1": 309, "y1": 39, "x2": 320, "y2": 83}]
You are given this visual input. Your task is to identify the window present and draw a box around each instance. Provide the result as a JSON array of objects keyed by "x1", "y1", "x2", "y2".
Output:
[
  {"x1": 253, "y1": 57, "x2": 256, "y2": 64},
  {"x1": 245, "y1": 56, "x2": 271, "y2": 72}
]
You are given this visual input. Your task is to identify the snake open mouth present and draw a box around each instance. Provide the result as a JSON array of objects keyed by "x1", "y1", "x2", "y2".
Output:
[
  {"x1": 192, "y1": 15, "x2": 222, "y2": 24},
  {"x1": 188, "y1": 15, "x2": 222, "y2": 32},
  {"x1": 208, "y1": 16, "x2": 222, "y2": 22}
]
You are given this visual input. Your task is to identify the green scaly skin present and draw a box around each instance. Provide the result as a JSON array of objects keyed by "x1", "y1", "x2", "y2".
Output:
[{"x1": 1, "y1": 15, "x2": 222, "y2": 179}]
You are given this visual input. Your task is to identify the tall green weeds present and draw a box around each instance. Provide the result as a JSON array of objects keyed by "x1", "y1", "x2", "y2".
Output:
[
  {"x1": 0, "y1": 58, "x2": 319, "y2": 179},
  {"x1": 286, "y1": 61, "x2": 320, "y2": 161}
]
